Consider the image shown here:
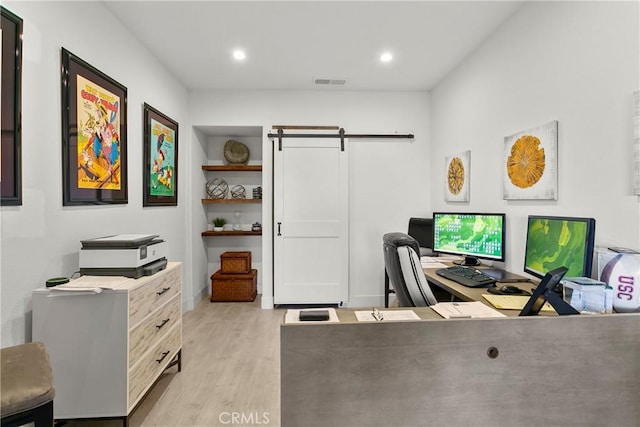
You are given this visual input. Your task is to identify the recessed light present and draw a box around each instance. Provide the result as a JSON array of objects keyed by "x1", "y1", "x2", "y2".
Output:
[
  {"x1": 380, "y1": 52, "x2": 393, "y2": 63},
  {"x1": 233, "y1": 50, "x2": 246, "y2": 61}
]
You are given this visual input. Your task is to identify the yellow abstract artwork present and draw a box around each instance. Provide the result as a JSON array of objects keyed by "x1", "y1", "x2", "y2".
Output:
[
  {"x1": 503, "y1": 121, "x2": 557, "y2": 200},
  {"x1": 445, "y1": 150, "x2": 470, "y2": 202}
]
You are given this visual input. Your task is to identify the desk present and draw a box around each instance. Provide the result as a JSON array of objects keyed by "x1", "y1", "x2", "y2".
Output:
[
  {"x1": 423, "y1": 266, "x2": 539, "y2": 316},
  {"x1": 424, "y1": 266, "x2": 532, "y2": 301},
  {"x1": 281, "y1": 309, "x2": 640, "y2": 427}
]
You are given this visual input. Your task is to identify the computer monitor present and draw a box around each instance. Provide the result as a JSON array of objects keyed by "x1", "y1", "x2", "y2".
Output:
[
  {"x1": 432, "y1": 212, "x2": 506, "y2": 266},
  {"x1": 523, "y1": 215, "x2": 596, "y2": 279}
]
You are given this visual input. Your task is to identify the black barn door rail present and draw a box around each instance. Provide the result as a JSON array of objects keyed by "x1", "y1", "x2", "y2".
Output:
[{"x1": 268, "y1": 126, "x2": 414, "y2": 151}]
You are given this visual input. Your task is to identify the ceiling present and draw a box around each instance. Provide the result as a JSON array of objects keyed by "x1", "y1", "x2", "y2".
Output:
[{"x1": 103, "y1": 1, "x2": 524, "y2": 92}]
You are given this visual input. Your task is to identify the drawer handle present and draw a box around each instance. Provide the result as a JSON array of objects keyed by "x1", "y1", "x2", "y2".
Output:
[
  {"x1": 155, "y1": 318, "x2": 170, "y2": 330},
  {"x1": 156, "y1": 351, "x2": 170, "y2": 363},
  {"x1": 156, "y1": 287, "x2": 171, "y2": 296}
]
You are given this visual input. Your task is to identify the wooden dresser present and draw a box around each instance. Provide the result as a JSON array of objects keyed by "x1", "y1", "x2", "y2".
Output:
[{"x1": 32, "y1": 262, "x2": 182, "y2": 426}]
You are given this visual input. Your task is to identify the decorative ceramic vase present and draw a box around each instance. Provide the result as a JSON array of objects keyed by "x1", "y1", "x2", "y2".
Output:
[{"x1": 233, "y1": 211, "x2": 242, "y2": 231}]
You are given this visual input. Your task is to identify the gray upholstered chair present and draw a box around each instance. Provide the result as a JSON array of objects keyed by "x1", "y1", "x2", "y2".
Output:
[
  {"x1": 1, "y1": 342, "x2": 54, "y2": 427},
  {"x1": 383, "y1": 232, "x2": 437, "y2": 307}
]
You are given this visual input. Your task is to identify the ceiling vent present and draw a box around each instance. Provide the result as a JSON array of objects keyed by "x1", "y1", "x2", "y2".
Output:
[{"x1": 313, "y1": 78, "x2": 347, "y2": 86}]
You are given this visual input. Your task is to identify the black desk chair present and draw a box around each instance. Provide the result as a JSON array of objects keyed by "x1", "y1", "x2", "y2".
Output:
[
  {"x1": 383, "y1": 232, "x2": 437, "y2": 307},
  {"x1": 383, "y1": 218, "x2": 436, "y2": 307}
]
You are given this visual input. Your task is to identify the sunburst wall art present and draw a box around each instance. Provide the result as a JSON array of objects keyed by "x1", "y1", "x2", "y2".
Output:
[
  {"x1": 503, "y1": 121, "x2": 558, "y2": 200},
  {"x1": 445, "y1": 150, "x2": 470, "y2": 202}
]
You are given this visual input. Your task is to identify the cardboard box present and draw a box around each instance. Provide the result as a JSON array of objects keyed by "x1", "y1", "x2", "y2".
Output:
[
  {"x1": 597, "y1": 248, "x2": 640, "y2": 312},
  {"x1": 210, "y1": 269, "x2": 257, "y2": 302}
]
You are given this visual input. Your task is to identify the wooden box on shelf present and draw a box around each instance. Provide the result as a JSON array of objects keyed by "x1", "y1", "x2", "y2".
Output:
[
  {"x1": 210, "y1": 269, "x2": 257, "y2": 302},
  {"x1": 220, "y1": 251, "x2": 252, "y2": 274}
]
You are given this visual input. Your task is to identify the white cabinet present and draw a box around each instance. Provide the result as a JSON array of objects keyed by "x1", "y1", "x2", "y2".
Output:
[{"x1": 32, "y1": 262, "x2": 182, "y2": 424}]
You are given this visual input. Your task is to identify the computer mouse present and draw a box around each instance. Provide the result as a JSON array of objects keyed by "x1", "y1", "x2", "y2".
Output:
[{"x1": 500, "y1": 285, "x2": 522, "y2": 294}]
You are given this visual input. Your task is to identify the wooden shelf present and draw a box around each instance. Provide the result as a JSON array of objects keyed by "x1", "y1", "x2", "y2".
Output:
[
  {"x1": 201, "y1": 230, "x2": 262, "y2": 237},
  {"x1": 202, "y1": 165, "x2": 262, "y2": 172},
  {"x1": 202, "y1": 198, "x2": 261, "y2": 204}
]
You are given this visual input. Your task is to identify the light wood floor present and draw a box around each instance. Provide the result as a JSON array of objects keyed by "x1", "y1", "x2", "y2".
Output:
[{"x1": 66, "y1": 297, "x2": 284, "y2": 427}]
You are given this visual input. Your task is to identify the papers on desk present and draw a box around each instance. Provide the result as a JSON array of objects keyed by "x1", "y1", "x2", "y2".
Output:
[
  {"x1": 431, "y1": 301, "x2": 506, "y2": 319},
  {"x1": 51, "y1": 275, "x2": 131, "y2": 293},
  {"x1": 482, "y1": 294, "x2": 556, "y2": 312},
  {"x1": 420, "y1": 256, "x2": 460, "y2": 269},
  {"x1": 354, "y1": 309, "x2": 420, "y2": 322}
]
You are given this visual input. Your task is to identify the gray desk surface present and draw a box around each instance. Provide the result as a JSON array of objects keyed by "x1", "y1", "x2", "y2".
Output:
[
  {"x1": 281, "y1": 310, "x2": 640, "y2": 427},
  {"x1": 423, "y1": 266, "x2": 546, "y2": 317}
]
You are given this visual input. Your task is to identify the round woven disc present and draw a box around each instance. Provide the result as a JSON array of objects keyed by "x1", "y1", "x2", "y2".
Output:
[{"x1": 224, "y1": 140, "x2": 249, "y2": 165}]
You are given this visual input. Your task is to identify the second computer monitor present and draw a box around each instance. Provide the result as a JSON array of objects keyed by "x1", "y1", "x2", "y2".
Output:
[
  {"x1": 433, "y1": 212, "x2": 506, "y2": 266},
  {"x1": 523, "y1": 215, "x2": 596, "y2": 279}
]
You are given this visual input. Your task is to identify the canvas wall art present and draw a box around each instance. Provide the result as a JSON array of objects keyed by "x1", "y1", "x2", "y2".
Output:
[
  {"x1": 445, "y1": 150, "x2": 470, "y2": 202},
  {"x1": 503, "y1": 121, "x2": 558, "y2": 200}
]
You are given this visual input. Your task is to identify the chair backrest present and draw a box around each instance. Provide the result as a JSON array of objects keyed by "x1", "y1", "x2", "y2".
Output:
[
  {"x1": 407, "y1": 217, "x2": 434, "y2": 249},
  {"x1": 383, "y1": 232, "x2": 437, "y2": 307}
]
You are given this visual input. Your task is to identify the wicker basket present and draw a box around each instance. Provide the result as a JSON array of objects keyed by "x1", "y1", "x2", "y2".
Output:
[
  {"x1": 210, "y1": 269, "x2": 257, "y2": 302},
  {"x1": 220, "y1": 251, "x2": 252, "y2": 273}
]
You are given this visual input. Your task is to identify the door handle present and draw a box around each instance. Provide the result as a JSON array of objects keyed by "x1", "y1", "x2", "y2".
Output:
[{"x1": 277, "y1": 222, "x2": 281, "y2": 236}]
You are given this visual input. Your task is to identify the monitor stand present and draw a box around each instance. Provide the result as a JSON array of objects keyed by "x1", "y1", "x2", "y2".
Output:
[{"x1": 454, "y1": 256, "x2": 480, "y2": 267}]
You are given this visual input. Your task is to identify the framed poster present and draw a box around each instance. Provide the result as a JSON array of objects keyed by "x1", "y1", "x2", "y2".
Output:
[
  {"x1": 503, "y1": 120, "x2": 558, "y2": 200},
  {"x1": 143, "y1": 103, "x2": 178, "y2": 206},
  {"x1": 61, "y1": 48, "x2": 127, "y2": 205},
  {"x1": 1, "y1": 7, "x2": 23, "y2": 205},
  {"x1": 445, "y1": 150, "x2": 470, "y2": 202}
]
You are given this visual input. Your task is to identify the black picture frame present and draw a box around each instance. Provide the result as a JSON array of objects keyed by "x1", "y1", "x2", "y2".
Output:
[
  {"x1": 143, "y1": 103, "x2": 178, "y2": 206},
  {"x1": 1, "y1": 7, "x2": 23, "y2": 205},
  {"x1": 61, "y1": 48, "x2": 128, "y2": 205}
]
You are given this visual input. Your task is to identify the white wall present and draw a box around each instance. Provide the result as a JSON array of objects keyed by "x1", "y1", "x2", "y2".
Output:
[
  {"x1": 6, "y1": 0, "x2": 632, "y2": 346},
  {"x1": 188, "y1": 91, "x2": 432, "y2": 308},
  {"x1": 431, "y1": 1, "x2": 640, "y2": 275},
  {"x1": 0, "y1": 1, "x2": 189, "y2": 346}
]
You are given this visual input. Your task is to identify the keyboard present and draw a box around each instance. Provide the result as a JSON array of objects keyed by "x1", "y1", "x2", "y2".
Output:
[{"x1": 436, "y1": 266, "x2": 497, "y2": 288}]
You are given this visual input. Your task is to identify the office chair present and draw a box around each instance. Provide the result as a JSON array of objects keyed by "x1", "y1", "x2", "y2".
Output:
[
  {"x1": 407, "y1": 217, "x2": 435, "y2": 256},
  {"x1": 383, "y1": 232, "x2": 437, "y2": 307}
]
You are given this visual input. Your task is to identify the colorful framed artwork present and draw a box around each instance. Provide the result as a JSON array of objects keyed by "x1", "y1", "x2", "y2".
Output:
[
  {"x1": 143, "y1": 103, "x2": 178, "y2": 206},
  {"x1": 445, "y1": 150, "x2": 470, "y2": 202},
  {"x1": 503, "y1": 120, "x2": 558, "y2": 200},
  {"x1": 1, "y1": 7, "x2": 23, "y2": 205},
  {"x1": 61, "y1": 48, "x2": 128, "y2": 205}
]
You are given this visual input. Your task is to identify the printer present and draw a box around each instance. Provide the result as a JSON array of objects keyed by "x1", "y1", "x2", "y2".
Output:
[{"x1": 79, "y1": 234, "x2": 168, "y2": 278}]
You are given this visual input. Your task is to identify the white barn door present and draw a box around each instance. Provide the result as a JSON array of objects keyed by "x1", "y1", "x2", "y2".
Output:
[{"x1": 273, "y1": 137, "x2": 349, "y2": 304}]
